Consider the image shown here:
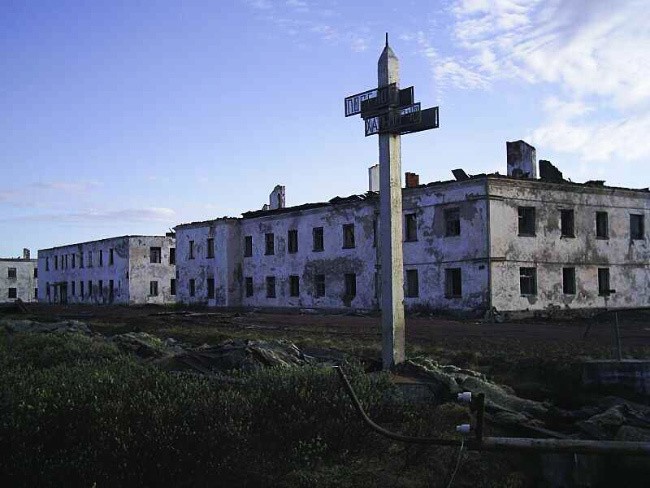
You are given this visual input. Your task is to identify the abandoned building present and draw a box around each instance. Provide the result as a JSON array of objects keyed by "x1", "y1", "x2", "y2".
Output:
[
  {"x1": 0, "y1": 249, "x2": 38, "y2": 303},
  {"x1": 174, "y1": 140, "x2": 649, "y2": 314},
  {"x1": 38, "y1": 235, "x2": 176, "y2": 305}
]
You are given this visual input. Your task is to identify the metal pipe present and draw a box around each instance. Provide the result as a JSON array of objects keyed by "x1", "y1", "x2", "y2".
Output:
[{"x1": 334, "y1": 366, "x2": 650, "y2": 456}]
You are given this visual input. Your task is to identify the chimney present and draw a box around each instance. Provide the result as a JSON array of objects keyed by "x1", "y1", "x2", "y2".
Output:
[
  {"x1": 23, "y1": 248, "x2": 30, "y2": 260},
  {"x1": 506, "y1": 140, "x2": 537, "y2": 179},
  {"x1": 405, "y1": 172, "x2": 420, "y2": 188},
  {"x1": 368, "y1": 164, "x2": 379, "y2": 192},
  {"x1": 269, "y1": 185, "x2": 285, "y2": 210}
]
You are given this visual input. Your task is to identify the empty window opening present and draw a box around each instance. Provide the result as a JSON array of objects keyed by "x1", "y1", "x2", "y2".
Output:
[
  {"x1": 445, "y1": 268, "x2": 462, "y2": 298},
  {"x1": 445, "y1": 208, "x2": 461, "y2": 237},
  {"x1": 563, "y1": 267, "x2": 576, "y2": 294},
  {"x1": 150, "y1": 247, "x2": 162, "y2": 263},
  {"x1": 343, "y1": 224, "x2": 355, "y2": 249},
  {"x1": 109, "y1": 280, "x2": 114, "y2": 300},
  {"x1": 189, "y1": 241, "x2": 195, "y2": 259},
  {"x1": 344, "y1": 273, "x2": 357, "y2": 298},
  {"x1": 169, "y1": 248, "x2": 176, "y2": 265},
  {"x1": 71, "y1": 281, "x2": 76, "y2": 296},
  {"x1": 34, "y1": 288, "x2": 38, "y2": 299},
  {"x1": 596, "y1": 212, "x2": 608, "y2": 239},
  {"x1": 80, "y1": 254, "x2": 84, "y2": 268},
  {"x1": 518, "y1": 207, "x2": 536, "y2": 236},
  {"x1": 150, "y1": 281, "x2": 159, "y2": 296},
  {"x1": 98, "y1": 280, "x2": 103, "y2": 296},
  {"x1": 245, "y1": 277, "x2": 254, "y2": 297},
  {"x1": 72, "y1": 254, "x2": 76, "y2": 268},
  {"x1": 88, "y1": 251, "x2": 93, "y2": 267},
  {"x1": 560, "y1": 209, "x2": 575, "y2": 237},
  {"x1": 288, "y1": 229, "x2": 298, "y2": 254},
  {"x1": 289, "y1": 275, "x2": 300, "y2": 297},
  {"x1": 265, "y1": 233, "x2": 275, "y2": 255},
  {"x1": 598, "y1": 268, "x2": 611, "y2": 296},
  {"x1": 244, "y1": 236, "x2": 253, "y2": 257},
  {"x1": 54, "y1": 256, "x2": 58, "y2": 270},
  {"x1": 87, "y1": 281, "x2": 92, "y2": 297},
  {"x1": 189, "y1": 278, "x2": 196, "y2": 297},
  {"x1": 99, "y1": 250, "x2": 103, "y2": 266},
  {"x1": 207, "y1": 238, "x2": 215, "y2": 258},
  {"x1": 109, "y1": 248, "x2": 114, "y2": 265},
  {"x1": 207, "y1": 278, "x2": 215, "y2": 299},
  {"x1": 7, "y1": 267, "x2": 16, "y2": 279},
  {"x1": 313, "y1": 227, "x2": 324, "y2": 252},
  {"x1": 405, "y1": 213, "x2": 418, "y2": 241},
  {"x1": 314, "y1": 274, "x2": 325, "y2": 297},
  {"x1": 45, "y1": 257, "x2": 49, "y2": 271},
  {"x1": 631, "y1": 214, "x2": 645, "y2": 240},
  {"x1": 519, "y1": 267, "x2": 537, "y2": 296},
  {"x1": 33, "y1": 268, "x2": 38, "y2": 278},
  {"x1": 406, "y1": 269, "x2": 419, "y2": 297},
  {"x1": 266, "y1": 276, "x2": 276, "y2": 298},
  {"x1": 80, "y1": 281, "x2": 84, "y2": 298},
  {"x1": 170, "y1": 279, "x2": 176, "y2": 296},
  {"x1": 8, "y1": 288, "x2": 17, "y2": 299}
]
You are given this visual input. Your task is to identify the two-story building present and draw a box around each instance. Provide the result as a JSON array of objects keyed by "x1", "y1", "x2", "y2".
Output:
[{"x1": 0, "y1": 249, "x2": 38, "y2": 303}]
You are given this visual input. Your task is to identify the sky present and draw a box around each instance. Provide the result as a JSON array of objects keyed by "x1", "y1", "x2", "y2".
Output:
[{"x1": 1, "y1": 0, "x2": 648, "y2": 257}]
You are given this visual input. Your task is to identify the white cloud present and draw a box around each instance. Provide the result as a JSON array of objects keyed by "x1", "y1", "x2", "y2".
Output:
[
  {"x1": 0, "y1": 207, "x2": 176, "y2": 224},
  {"x1": 31, "y1": 180, "x2": 100, "y2": 192}
]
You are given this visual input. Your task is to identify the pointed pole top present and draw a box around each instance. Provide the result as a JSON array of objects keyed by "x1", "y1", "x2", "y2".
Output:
[{"x1": 385, "y1": 32, "x2": 389, "y2": 47}]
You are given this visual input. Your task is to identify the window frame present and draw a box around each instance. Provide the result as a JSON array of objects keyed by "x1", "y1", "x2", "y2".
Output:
[
  {"x1": 518, "y1": 207, "x2": 536, "y2": 237},
  {"x1": 265, "y1": 233, "x2": 275, "y2": 256},
  {"x1": 405, "y1": 269, "x2": 419, "y2": 298},
  {"x1": 445, "y1": 268, "x2": 462, "y2": 298},
  {"x1": 630, "y1": 214, "x2": 645, "y2": 240},
  {"x1": 312, "y1": 227, "x2": 324, "y2": 252},
  {"x1": 562, "y1": 267, "x2": 576, "y2": 295},
  {"x1": 519, "y1": 267, "x2": 537, "y2": 296},
  {"x1": 342, "y1": 223, "x2": 355, "y2": 249},
  {"x1": 560, "y1": 209, "x2": 575, "y2": 238},
  {"x1": 596, "y1": 211, "x2": 609, "y2": 239},
  {"x1": 405, "y1": 213, "x2": 418, "y2": 241},
  {"x1": 444, "y1": 208, "x2": 461, "y2": 237}
]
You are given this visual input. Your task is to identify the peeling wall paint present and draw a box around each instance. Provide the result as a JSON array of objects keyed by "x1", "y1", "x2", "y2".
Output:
[
  {"x1": 38, "y1": 236, "x2": 175, "y2": 305},
  {"x1": 0, "y1": 259, "x2": 37, "y2": 303}
]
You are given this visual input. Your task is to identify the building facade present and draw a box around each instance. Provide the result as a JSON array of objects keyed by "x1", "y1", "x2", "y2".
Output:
[
  {"x1": 38, "y1": 235, "x2": 176, "y2": 305},
  {"x1": 0, "y1": 249, "x2": 38, "y2": 303},
  {"x1": 174, "y1": 141, "x2": 649, "y2": 314}
]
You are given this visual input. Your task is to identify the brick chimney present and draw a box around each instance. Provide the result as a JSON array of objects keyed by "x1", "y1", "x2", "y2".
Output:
[
  {"x1": 405, "y1": 172, "x2": 420, "y2": 188},
  {"x1": 23, "y1": 248, "x2": 30, "y2": 260},
  {"x1": 506, "y1": 140, "x2": 537, "y2": 179}
]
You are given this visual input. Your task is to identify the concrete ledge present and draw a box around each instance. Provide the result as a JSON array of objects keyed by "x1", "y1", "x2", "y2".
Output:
[{"x1": 582, "y1": 360, "x2": 650, "y2": 396}]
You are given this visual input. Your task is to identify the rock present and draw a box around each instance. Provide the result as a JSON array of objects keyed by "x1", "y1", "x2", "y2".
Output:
[
  {"x1": 2, "y1": 319, "x2": 92, "y2": 335},
  {"x1": 577, "y1": 405, "x2": 628, "y2": 440},
  {"x1": 110, "y1": 332, "x2": 169, "y2": 358},
  {"x1": 615, "y1": 425, "x2": 650, "y2": 442}
]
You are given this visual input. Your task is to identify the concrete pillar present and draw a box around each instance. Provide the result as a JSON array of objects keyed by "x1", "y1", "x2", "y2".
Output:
[{"x1": 378, "y1": 40, "x2": 405, "y2": 369}]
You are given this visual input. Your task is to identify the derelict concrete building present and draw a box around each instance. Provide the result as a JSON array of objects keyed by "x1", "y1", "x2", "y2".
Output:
[
  {"x1": 38, "y1": 235, "x2": 176, "y2": 305},
  {"x1": 174, "y1": 141, "x2": 649, "y2": 314},
  {"x1": 0, "y1": 249, "x2": 38, "y2": 303}
]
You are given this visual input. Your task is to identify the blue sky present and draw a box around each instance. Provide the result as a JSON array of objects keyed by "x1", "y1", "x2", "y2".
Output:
[{"x1": 1, "y1": 0, "x2": 648, "y2": 257}]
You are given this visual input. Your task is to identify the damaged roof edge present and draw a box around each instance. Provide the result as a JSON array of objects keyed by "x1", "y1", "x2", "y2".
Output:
[{"x1": 38, "y1": 234, "x2": 174, "y2": 253}]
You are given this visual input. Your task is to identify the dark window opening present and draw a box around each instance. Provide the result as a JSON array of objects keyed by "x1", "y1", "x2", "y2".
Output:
[
  {"x1": 189, "y1": 279, "x2": 195, "y2": 297},
  {"x1": 88, "y1": 251, "x2": 93, "y2": 267},
  {"x1": 373, "y1": 219, "x2": 378, "y2": 248},
  {"x1": 8, "y1": 288, "x2": 17, "y2": 299},
  {"x1": 631, "y1": 214, "x2": 644, "y2": 240},
  {"x1": 150, "y1": 247, "x2": 162, "y2": 263},
  {"x1": 445, "y1": 208, "x2": 461, "y2": 236},
  {"x1": 109, "y1": 280, "x2": 114, "y2": 300},
  {"x1": 405, "y1": 213, "x2": 418, "y2": 241},
  {"x1": 87, "y1": 281, "x2": 92, "y2": 297},
  {"x1": 265, "y1": 233, "x2": 275, "y2": 255},
  {"x1": 266, "y1": 276, "x2": 276, "y2": 298},
  {"x1": 289, "y1": 275, "x2": 300, "y2": 297},
  {"x1": 80, "y1": 281, "x2": 84, "y2": 298},
  {"x1": 150, "y1": 281, "x2": 158, "y2": 296},
  {"x1": 109, "y1": 248, "x2": 114, "y2": 265},
  {"x1": 99, "y1": 250, "x2": 103, "y2": 266},
  {"x1": 7, "y1": 267, "x2": 16, "y2": 279},
  {"x1": 563, "y1": 267, "x2": 576, "y2": 294},
  {"x1": 80, "y1": 254, "x2": 84, "y2": 268},
  {"x1": 98, "y1": 280, "x2": 103, "y2": 296},
  {"x1": 519, "y1": 267, "x2": 537, "y2": 295},
  {"x1": 34, "y1": 288, "x2": 38, "y2": 299},
  {"x1": 406, "y1": 269, "x2": 419, "y2": 297},
  {"x1": 207, "y1": 238, "x2": 215, "y2": 258},
  {"x1": 54, "y1": 256, "x2": 58, "y2": 270},
  {"x1": 344, "y1": 273, "x2": 356, "y2": 298},
  {"x1": 45, "y1": 257, "x2": 49, "y2": 271},
  {"x1": 560, "y1": 209, "x2": 575, "y2": 237},
  {"x1": 288, "y1": 229, "x2": 298, "y2": 254},
  {"x1": 596, "y1": 212, "x2": 608, "y2": 239},
  {"x1": 170, "y1": 279, "x2": 176, "y2": 296},
  {"x1": 314, "y1": 274, "x2": 325, "y2": 297},
  {"x1": 445, "y1": 268, "x2": 462, "y2": 298},
  {"x1": 343, "y1": 224, "x2": 355, "y2": 249},
  {"x1": 598, "y1": 268, "x2": 611, "y2": 296},
  {"x1": 34, "y1": 268, "x2": 38, "y2": 278},
  {"x1": 169, "y1": 248, "x2": 176, "y2": 265},
  {"x1": 71, "y1": 281, "x2": 76, "y2": 296},
  {"x1": 207, "y1": 278, "x2": 215, "y2": 299},
  {"x1": 313, "y1": 227, "x2": 324, "y2": 252},
  {"x1": 244, "y1": 236, "x2": 253, "y2": 257},
  {"x1": 72, "y1": 254, "x2": 76, "y2": 268},
  {"x1": 189, "y1": 241, "x2": 195, "y2": 259},
  {"x1": 518, "y1": 207, "x2": 536, "y2": 236},
  {"x1": 245, "y1": 277, "x2": 254, "y2": 297}
]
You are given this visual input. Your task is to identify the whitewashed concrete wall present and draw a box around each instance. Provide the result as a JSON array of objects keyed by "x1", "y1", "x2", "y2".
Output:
[
  {"x1": 38, "y1": 236, "x2": 175, "y2": 305},
  {"x1": 175, "y1": 219, "x2": 241, "y2": 306},
  {"x1": 489, "y1": 178, "x2": 650, "y2": 311},
  {"x1": 0, "y1": 259, "x2": 38, "y2": 303},
  {"x1": 128, "y1": 236, "x2": 176, "y2": 305},
  {"x1": 240, "y1": 199, "x2": 378, "y2": 310},
  {"x1": 402, "y1": 180, "x2": 490, "y2": 311}
]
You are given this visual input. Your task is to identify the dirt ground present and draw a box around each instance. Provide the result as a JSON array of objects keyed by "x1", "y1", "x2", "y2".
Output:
[{"x1": 6, "y1": 304, "x2": 649, "y2": 361}]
